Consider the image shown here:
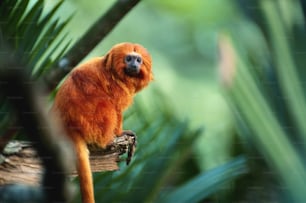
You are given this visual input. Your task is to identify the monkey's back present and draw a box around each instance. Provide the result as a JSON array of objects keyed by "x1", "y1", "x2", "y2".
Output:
[{"x1": 52, "y1": 62, "x2": 122, "y2": 147}]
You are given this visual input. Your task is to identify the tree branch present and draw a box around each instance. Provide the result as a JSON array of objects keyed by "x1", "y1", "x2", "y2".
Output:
[
  {"x1": 43, "y1": 0, "x2": 142, "y2": 91},
  {"x1": 0, "y1": 134, "x2": 135, "y2": 186}
]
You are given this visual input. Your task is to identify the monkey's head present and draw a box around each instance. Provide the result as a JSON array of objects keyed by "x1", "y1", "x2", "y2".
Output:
[{"x1": 104, "y1": 42, "x2": 153, "y2": 92}]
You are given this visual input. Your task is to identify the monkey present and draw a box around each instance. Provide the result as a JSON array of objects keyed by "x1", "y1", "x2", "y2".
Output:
[{"x1": 51, "y1": 43, "x2": 153, "y2": 203}]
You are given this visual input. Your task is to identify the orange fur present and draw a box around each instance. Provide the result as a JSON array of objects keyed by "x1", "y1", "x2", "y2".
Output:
[{"x1": 52, "y1": 43, "x2": 153, "y2": 203}]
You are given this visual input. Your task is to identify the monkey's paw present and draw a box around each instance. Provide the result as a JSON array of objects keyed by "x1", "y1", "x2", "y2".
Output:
[{"x1": 120, "y1": 130, "x2": 137, "y2": 165}]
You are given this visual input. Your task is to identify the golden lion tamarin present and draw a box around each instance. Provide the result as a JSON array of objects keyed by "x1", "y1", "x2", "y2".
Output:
[{"x1": 51, "y1": 43, "x2": 153, "y2": 203}]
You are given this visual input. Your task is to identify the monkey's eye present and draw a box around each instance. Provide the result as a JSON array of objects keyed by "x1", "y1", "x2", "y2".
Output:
[
  {"x1": 136, "y1": 56, "x2": 142, "y2": 63},
  {"x1": 125, "y1": 55, "x2": 132, "y2": 62}
]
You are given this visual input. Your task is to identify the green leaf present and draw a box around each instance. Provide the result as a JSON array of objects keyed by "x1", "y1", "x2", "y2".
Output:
[
  {"x1": 260, "y1": 0, "x2": 306, "y2": 145},
  {"x1": 7, "y1": 0, "x2": 30, "y2": 35},
  {"x1": 37, "y1": 1, "x2": 64, "y2": 28},
  {"x1": 16, "y1": 0, "x2": 43, "y2": 33},
  {"x1": 160, "y1": 156, "x2": 247, "y2": 203},
  {"x1": 0, "y1": 0, "x2": 70, "y2": 142},
  {"x1": 0, "y1": 0, "x2": 18, "y2": 20},
  {"x1": 222, "y1": 30, "x2": 306, "y2": 202}
]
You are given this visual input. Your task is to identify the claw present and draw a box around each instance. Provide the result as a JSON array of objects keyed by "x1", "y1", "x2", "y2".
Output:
[{"x1": 121, "y1": 130, "x2": 137, "y2": 165}]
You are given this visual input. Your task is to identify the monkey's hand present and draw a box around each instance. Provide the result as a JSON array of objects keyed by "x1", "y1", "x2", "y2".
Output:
[{"x1": 120, "y1": 130, "x2": 137, "y2": 165}]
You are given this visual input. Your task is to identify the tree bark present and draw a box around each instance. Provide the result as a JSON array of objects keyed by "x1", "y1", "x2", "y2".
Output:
[{"x1": 0, "y1": 134, "x2": 135, "y2": 186}]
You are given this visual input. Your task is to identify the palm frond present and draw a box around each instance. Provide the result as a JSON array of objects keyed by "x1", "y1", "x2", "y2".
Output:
[
  {"x1": 0, "y1": 0, "x2": 70, "y2": 76},
  {"x1": 221, "y1": 0, "x2": 306, "y2": 202},
  {"x1": 0, "y1": 0, "x2": 70, "y2": 141},
  {"x1": 159, "y1": 156, "x2": 247, "y2": 203}
]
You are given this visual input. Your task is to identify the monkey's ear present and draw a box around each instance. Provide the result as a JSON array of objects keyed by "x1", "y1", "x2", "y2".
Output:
[
  {"x1": 103, "y1": 51, "x2": 113, "y2": 69},
  {"x1": 150, "y1": 72, "x2": 154, "y2": 81}
]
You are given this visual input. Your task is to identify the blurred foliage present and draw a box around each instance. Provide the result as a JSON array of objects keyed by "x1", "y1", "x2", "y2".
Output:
[
  {"x1": 2, "y1": 0, "x2": 306, "y2": 202},
  {"x1": 219, "y1": 0, "x2": 306, "y2": 202},
  {"x1": 0, "y1": 0, "x2": 70, "y2": 139},
  {"x1": 0, "y1": 0, "x2": 70, "y2": 78}
]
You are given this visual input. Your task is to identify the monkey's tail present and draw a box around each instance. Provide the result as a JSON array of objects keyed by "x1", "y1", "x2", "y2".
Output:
[{"x1": 72, "y1": 134, "x2": 95, "y2": 203}]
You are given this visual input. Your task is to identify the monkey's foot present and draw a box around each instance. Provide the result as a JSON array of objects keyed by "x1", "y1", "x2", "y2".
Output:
[
  {"x1": 89, "y1": 132, "x2": 137, "y2": 165},
  {"x1": 120, "y1": 130, "x2": 137, "y2": 165}
]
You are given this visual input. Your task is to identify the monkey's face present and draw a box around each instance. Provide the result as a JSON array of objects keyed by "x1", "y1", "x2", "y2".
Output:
[
  {"x1": 105, "y1": 43, "x2": 153, "y2": 91},
  {"x1": 124, "y1": 52, "x2": 143, "y2": 77}
]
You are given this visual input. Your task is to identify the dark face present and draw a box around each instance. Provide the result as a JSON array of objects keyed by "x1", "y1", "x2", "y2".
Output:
[
  {"x1": 105, "y1": 43, "x2": 153, "y2": 92},
  {"x1": 124, "y1": 52, "x2": 143, "y2": 77}
]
